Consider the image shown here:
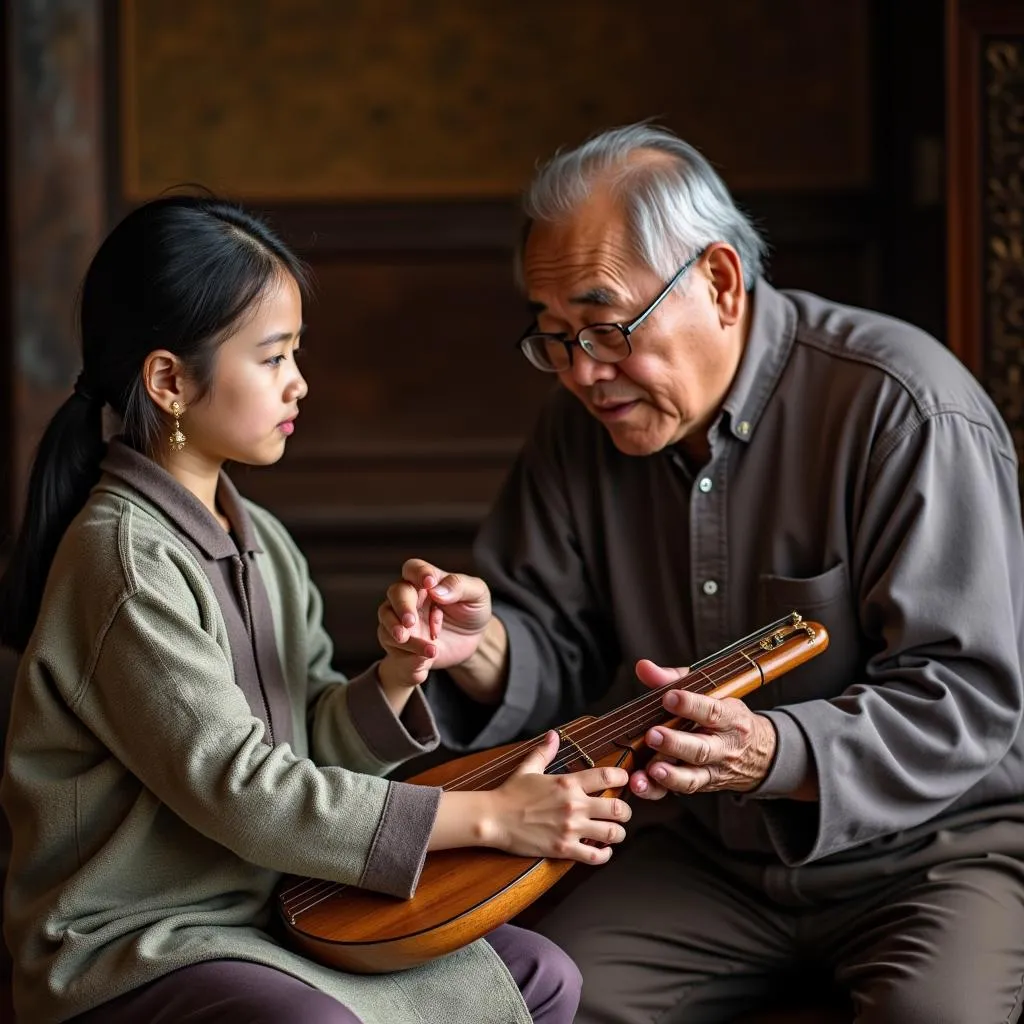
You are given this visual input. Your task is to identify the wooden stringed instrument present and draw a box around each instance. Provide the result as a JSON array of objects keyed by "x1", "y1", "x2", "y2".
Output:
[{"x1": 279, "y1": 611, "x2": 829, "y2": 974}]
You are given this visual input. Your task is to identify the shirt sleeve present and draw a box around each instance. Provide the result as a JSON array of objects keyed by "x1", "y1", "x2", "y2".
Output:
[
  {"x1": 753, "y1": 411, "x2": 1024, "y2": 864},
  {"x1": 426, "y1": 396, "x2": 621, "y2": 749},
  {"x1": 301, "y1": 569, "x2": 441, "y2": 774},
  {"x1": 73, "y1": 556, "x2": 439, "y2": 899}
]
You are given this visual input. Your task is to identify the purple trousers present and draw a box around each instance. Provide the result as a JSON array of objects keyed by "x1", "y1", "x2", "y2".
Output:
[{"x1": 70, "y1": 924, "x2": 581, "y2": 1024}]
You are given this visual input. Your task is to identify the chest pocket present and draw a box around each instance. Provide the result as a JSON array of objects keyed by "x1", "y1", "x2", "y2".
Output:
[{"x1": 753, "y1": 562, "x2": 860, "y2": 709}]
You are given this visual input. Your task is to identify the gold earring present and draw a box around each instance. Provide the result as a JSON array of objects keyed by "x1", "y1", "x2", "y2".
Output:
[{"x1": 169, "y1": 401, "x2": 187, "y2": 452}]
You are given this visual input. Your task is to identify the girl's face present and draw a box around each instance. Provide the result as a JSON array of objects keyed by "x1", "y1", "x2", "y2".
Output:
[{"x1": 181, "y1": 272, "x2": 307, "y2": 470}]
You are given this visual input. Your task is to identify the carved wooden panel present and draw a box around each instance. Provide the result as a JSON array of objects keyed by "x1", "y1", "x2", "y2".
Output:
[
  {"x1": 119, "y1": 0, "x2": 870, "y2": 200},
  {"x1": 981, "y1": 38, "x2": 1024, "y2": 466},
  {"x1": 947, "y1": 1, "x2": 1024, "y2": 475},
  {"x1": 0, "y1": 3, "x2": 10, "y2": 539}
]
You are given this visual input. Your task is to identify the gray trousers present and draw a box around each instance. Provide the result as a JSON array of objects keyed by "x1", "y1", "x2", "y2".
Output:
[
  {"x1": 70, "y1": 924, "x2": 580, "y2": 1023},
  {"x1": 534, "y1": 822, "x2": 1024, "y2": 1024}
]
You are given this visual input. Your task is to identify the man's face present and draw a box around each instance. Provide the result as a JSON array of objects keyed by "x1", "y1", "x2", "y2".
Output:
[{"x1": 521, "y1": 192, "x2": 745, "y2": 457}]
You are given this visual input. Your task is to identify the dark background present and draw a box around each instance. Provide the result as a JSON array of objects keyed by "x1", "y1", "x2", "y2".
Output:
[{"x1": 2, "y1": 0, "x2": 1018, "y2": 673}]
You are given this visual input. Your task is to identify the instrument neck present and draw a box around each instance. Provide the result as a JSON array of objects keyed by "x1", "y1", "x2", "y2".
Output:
[{"x1": 561, "y1": 613, "x2": 816, "y2": 767}]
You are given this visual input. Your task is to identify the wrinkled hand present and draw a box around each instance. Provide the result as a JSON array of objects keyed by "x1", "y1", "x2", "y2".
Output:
[
  {"x1": 629, "y1": 660, "x2": 778, "y2": 800},
  {"x1": 377, "y1": 558, "x2": 492, "y2": 685},
  {"x1": 489, "y1": 731, "x2": 632, "y2": 864}
]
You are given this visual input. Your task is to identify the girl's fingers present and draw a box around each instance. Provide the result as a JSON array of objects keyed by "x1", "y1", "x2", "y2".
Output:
[
  {"x1": 579, "y1": 819, "x2": 627, "y2": 846},
  {"x1": 385, "y1": 581, "x2": 421, "y2": 626},
  {"x1": 584, "y1": 795, "x2": 631, "y2": 823},
  {"x1": 378, "y1": 604, "x2": 401, "y2": 635},
  {"x1": 567, "y1": 840, "x2": 614, "y2": 865},
  {"x1": 377, "y1": 624, "x2": 437, "y2": 659}
]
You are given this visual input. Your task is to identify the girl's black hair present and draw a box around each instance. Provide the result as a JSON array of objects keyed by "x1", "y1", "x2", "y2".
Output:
[{"x1": 0, "y1": 195, "x2": 308, "y2": 652}]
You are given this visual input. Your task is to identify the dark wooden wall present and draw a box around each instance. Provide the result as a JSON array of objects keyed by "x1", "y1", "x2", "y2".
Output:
[
  {"x1": 5, "y1": 1, "x2": 106, "y2": 546},
  {"x1": 3, "y1": 0, "x2": 949, "y2": 672}
]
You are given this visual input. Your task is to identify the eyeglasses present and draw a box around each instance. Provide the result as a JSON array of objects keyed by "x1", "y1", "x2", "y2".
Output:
[{"x1": 517, "y1": 248, "x2": 705, "y2": 373}]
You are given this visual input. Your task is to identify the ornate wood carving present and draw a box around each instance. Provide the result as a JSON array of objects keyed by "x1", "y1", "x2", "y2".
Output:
[
  {"x1": 947, "y1": 2, "x2": 1024, "y2": 476},
  {"x1": 981, "y1": 36, "x2": 1024, "y2": 467}
]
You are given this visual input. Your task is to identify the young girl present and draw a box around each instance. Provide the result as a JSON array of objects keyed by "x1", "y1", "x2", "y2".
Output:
[{"x1": 0, "y1": 197, "x2": 631, "y2": 1024}]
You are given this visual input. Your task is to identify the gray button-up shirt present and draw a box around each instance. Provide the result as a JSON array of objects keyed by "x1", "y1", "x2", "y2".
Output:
[{"x1": 428, "y1": 279, "x2": 1024, "y2": 880}]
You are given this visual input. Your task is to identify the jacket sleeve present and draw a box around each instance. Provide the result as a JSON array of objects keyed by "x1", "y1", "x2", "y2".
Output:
[
  {"x1": 302, "y1": 573, "x2": 441, "y2": 775},
  {"x1": 754, "y1": 411, "x2": 1024, "y2": 863},
  {"x1": 71, "y1": 539, "x2": 439, "y2": 899},
  {"x1": 426, "y1": 395, "x2": 621, "y2": 750},
  {"x1": 250, "y1": 504, "x2": 441, "y2": 777}
]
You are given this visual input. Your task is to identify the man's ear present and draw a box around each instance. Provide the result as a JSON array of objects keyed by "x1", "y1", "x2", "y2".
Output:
[{"x1": 704, "y1": 244, "x2": 745, "y2": 327}]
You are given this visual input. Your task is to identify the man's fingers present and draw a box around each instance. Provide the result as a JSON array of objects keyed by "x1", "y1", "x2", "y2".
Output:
[
  {"x1": 629, "y1": 769, "x2": 669, "y2": 800},
  {"x1": 401, "y1": 558, "x2": 445, "y2": 589},
  {"x1": 428, "y1": 572, "x2": 487, "y2": 605},
  {"x1": 635, "y1": 659, "x2": 691, "y2": 690},
  {"x1": 646, "y1": 725, "x2": 720, "y2": 765},
  {"x1": 662, "y1": 688, "x2": 731, "y2": 730},
  {"x1": 647, "y1": 761, "x2": 715, "y2": 796}
]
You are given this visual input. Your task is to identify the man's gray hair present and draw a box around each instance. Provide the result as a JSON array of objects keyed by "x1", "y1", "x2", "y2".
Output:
[{"x1": 519, "y1": 123, "x2": 768, "y2": 291}]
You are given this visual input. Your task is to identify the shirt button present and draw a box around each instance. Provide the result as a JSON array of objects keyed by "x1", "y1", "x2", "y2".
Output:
[
  {"x1": 702, "y1": 580, "x2": 719, "y2": 596},
  {"x1": 698, "y1": 476, "x2": 713, "y2": 493},
  {"x1": 737, "y1": 420, "x2": 751, "y2": 437}
]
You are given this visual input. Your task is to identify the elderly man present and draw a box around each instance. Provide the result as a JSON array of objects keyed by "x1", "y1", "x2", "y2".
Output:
[{"x1": 379, "y1": 124, "x2": 1024, "y2": 1023}]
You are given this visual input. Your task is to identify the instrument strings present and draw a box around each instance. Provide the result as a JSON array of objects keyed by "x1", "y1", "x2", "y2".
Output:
[
  {"x1": 443, "y1": 644, "x2": 764, "y2": 790},
  {"x1": 280, "y1": 636, "x2": 776, "y2": 918}
]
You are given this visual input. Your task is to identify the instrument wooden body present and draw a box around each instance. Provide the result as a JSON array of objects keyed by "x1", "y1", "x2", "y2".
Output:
[{"x1": 280, "y1": 612, "x2": 829, "y2": 974}]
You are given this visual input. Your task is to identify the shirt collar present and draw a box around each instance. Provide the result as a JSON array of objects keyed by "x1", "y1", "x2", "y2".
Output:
[
  {"x1": 99, "y1": 439, "x2": 262, "y2": 559},
  {"x1": 720, "y1": 278, "x2": 797, "y2": 443}
]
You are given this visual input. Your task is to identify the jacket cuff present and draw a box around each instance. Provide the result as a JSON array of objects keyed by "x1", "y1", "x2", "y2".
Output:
[
  {"x1": 748, "y1": 710, "x2": 811, "y2": 798},
  {"x1": 345, "y1": 665, "x2": 440, "y2": 764},
  {"x1": 358, "y1": 780, "x2": 442, "y2": 898}
]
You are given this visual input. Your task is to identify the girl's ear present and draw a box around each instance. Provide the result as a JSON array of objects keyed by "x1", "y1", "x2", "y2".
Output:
[{"x1": 142, "y1": 350, "x2": 189, "y2": 413}]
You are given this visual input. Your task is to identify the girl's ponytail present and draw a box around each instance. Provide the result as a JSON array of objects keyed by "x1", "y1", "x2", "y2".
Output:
[{"x1": 0, "y1": 383, "x2": 105, "y2": 651}]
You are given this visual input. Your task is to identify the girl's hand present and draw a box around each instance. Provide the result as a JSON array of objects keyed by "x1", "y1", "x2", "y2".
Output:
[
  {"x1": 378, "y1": 559, "x2": 493, "y2": 683},
  {"x1": 486, "y1": 731, "x2": 632, "y2": 864}
]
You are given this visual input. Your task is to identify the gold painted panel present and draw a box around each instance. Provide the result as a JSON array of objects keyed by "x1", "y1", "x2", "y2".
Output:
[{"x1": 121, "y1": 0, "x2": 870, "y2": 200}]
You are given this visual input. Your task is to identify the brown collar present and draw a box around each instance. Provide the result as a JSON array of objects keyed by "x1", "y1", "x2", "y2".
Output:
[{"x1": 99, "y1": 439, "x2": 262, "y2": 559}]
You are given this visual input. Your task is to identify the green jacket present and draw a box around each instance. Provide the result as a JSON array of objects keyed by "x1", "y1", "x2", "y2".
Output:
[{"x1": 1, "y1": 443, "x2": 531, "y2": 1023}]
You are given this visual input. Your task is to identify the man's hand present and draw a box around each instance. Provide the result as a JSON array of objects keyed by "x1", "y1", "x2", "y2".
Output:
[{"x1": 628, "y1": 659, "x2": 778, "y2": 800}]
